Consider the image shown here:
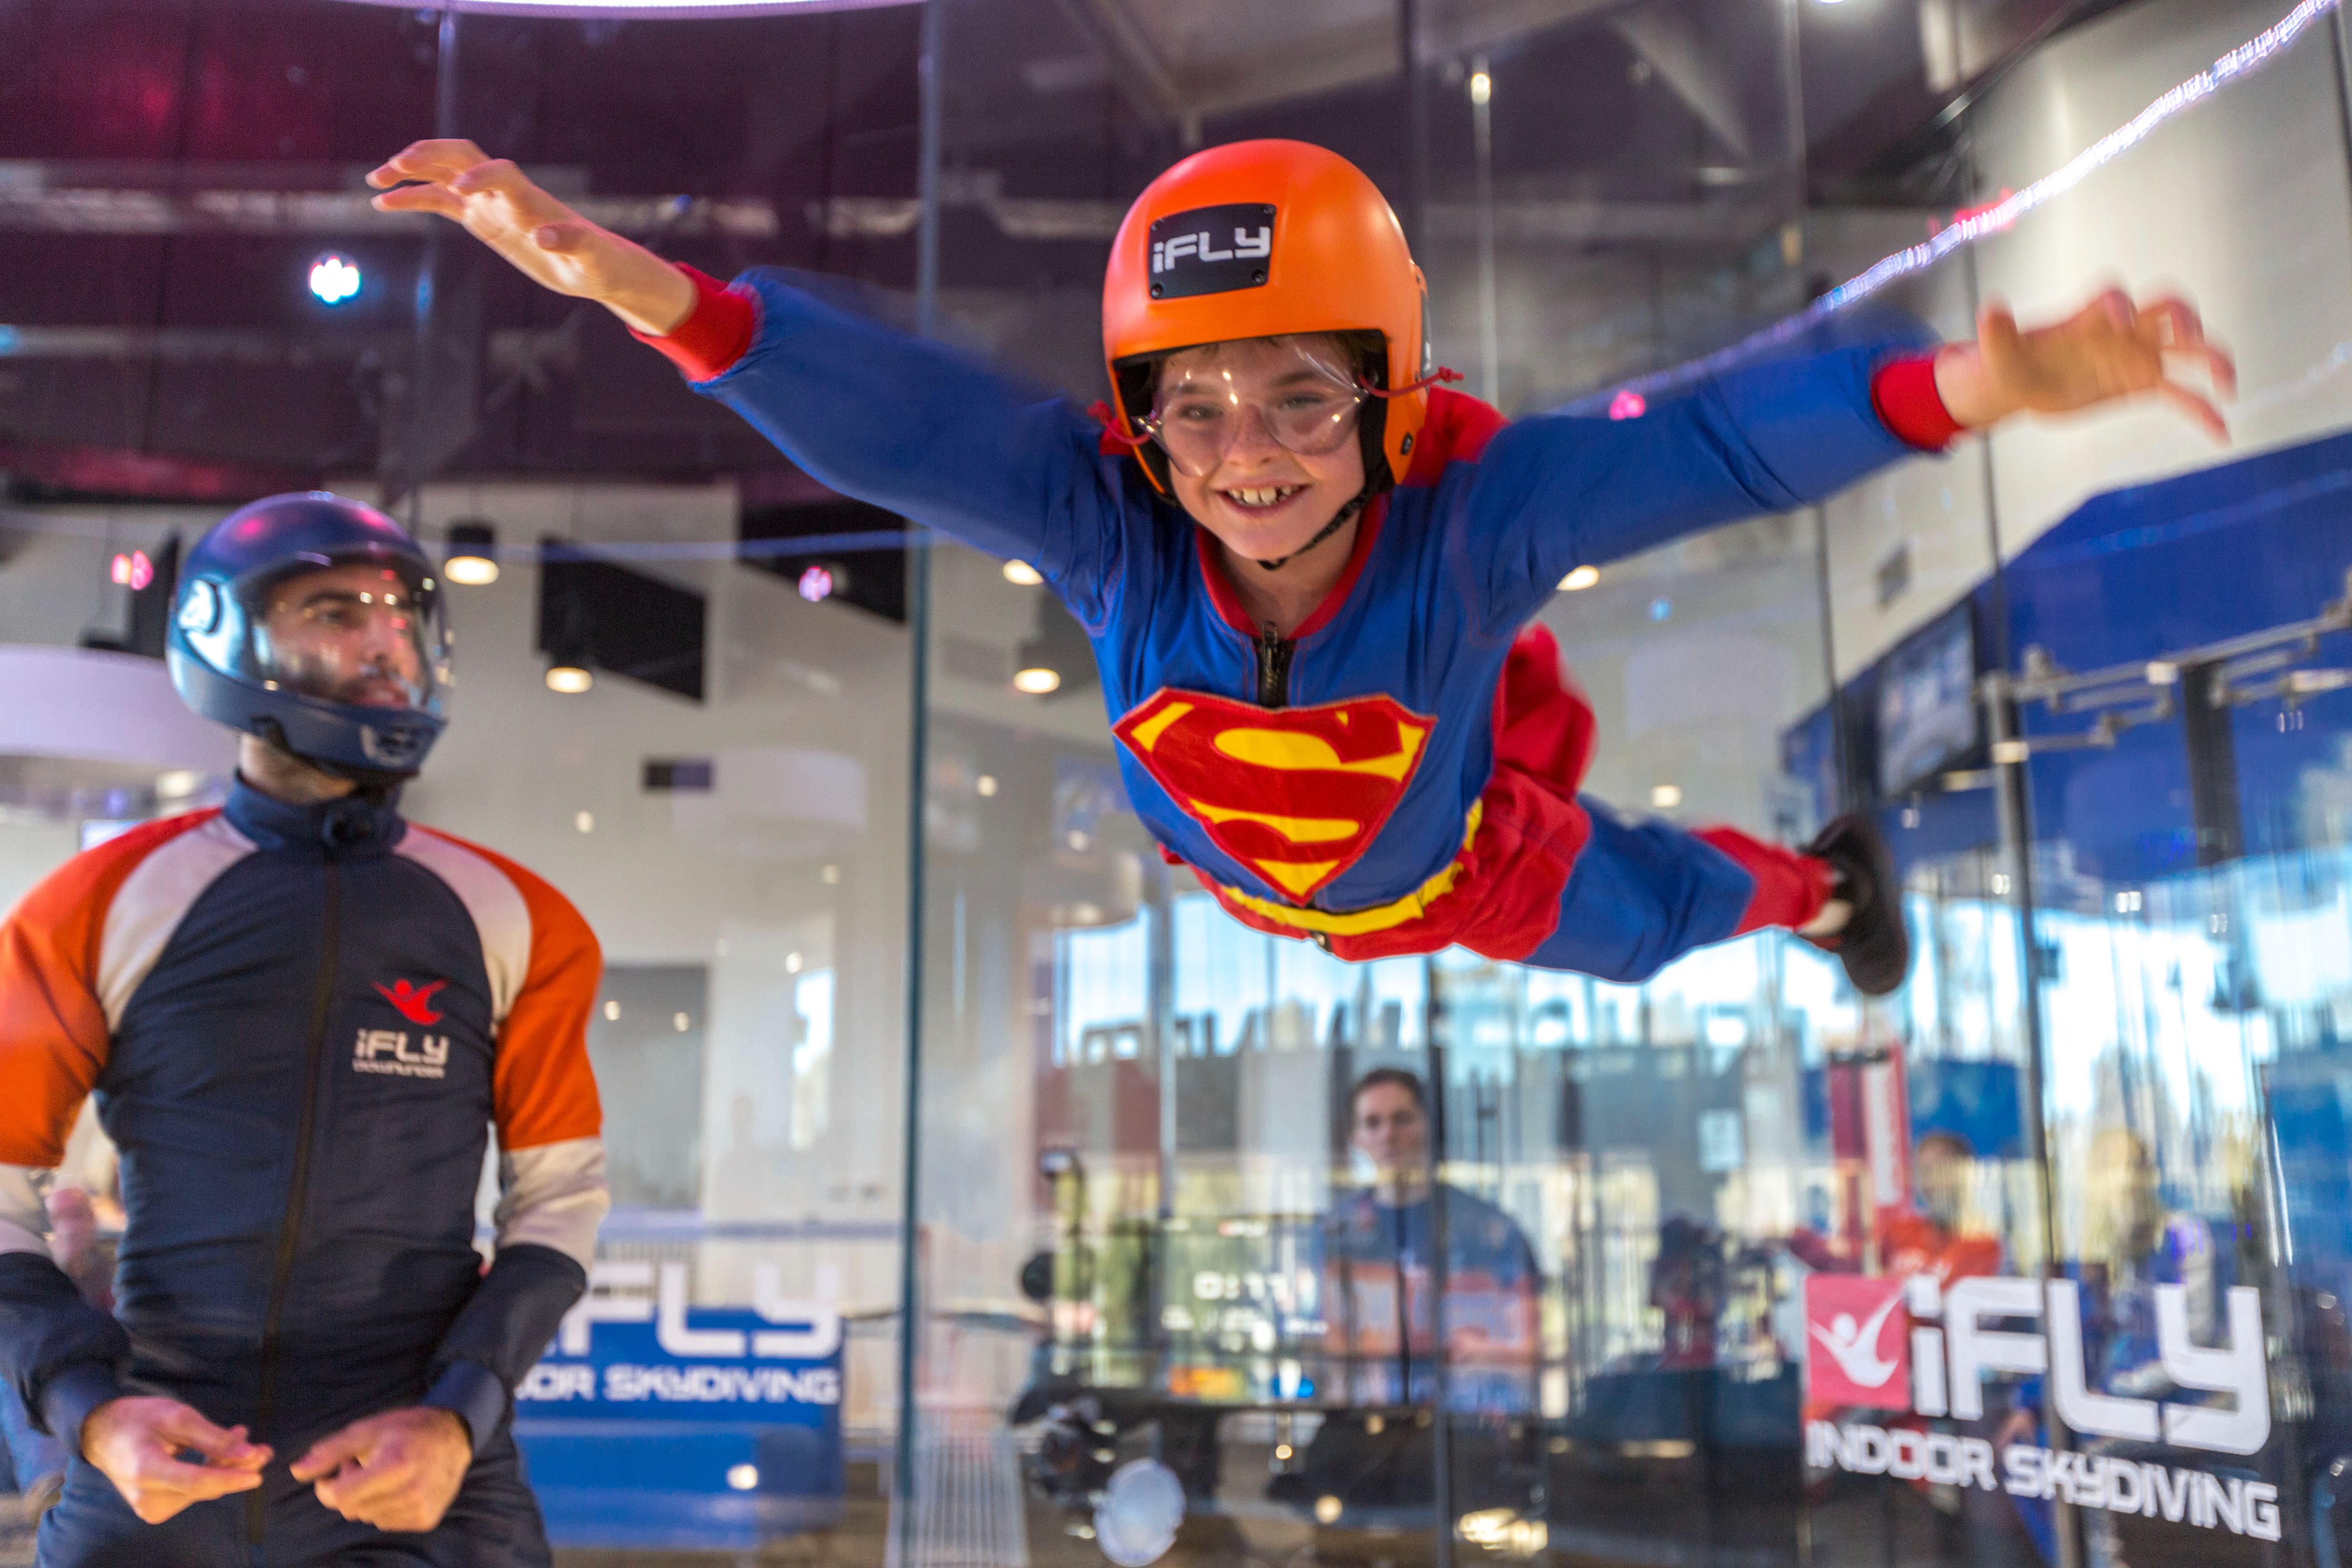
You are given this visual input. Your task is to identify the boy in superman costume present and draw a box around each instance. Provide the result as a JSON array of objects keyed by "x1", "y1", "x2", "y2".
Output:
[{"x1": 373, "y1": 139, "x2": 2231, "y2": 995}]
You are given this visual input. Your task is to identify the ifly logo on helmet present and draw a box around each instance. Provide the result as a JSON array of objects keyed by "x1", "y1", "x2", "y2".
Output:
[{"x1": 1147, "y1": 204, "x2": 1275, "y2": 300}]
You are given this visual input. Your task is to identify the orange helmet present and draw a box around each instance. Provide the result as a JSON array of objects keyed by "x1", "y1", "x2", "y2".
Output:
[{"x1": 1102, "y1": 140, "x2": 1431, "y2": 495}]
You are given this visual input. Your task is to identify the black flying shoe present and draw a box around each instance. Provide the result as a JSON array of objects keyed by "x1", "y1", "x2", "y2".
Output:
[{"x1": 1803, "y1": 813, "x2": 1911, "y2": 998}]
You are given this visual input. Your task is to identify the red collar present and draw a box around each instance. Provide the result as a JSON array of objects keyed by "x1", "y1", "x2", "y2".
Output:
[{"x1": 1196, "y1": 495, "x2": 1386, "y2": 640}]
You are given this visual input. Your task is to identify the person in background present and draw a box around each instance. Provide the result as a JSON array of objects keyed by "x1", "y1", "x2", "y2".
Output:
[
  {"x1": 0, "y1": 494, "x2": 609, "y2": 1568},
  {"x1": 1274, "y1": 1069, "x2": 1542, "y2": 1526}
]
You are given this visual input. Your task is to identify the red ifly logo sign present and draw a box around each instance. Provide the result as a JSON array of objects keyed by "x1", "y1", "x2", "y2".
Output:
[
  {"x1": 1802, "y1": 1271, "x2": 2282, "y2": 1544},
  {"x1": 1804, "y1": 1275, "x2": 1909, "y2": 1410}
]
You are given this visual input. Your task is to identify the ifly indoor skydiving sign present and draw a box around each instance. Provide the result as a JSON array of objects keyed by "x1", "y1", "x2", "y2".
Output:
[{"x1": 1803, "y1": 1272, "x2": 2279, "y2": 1541}]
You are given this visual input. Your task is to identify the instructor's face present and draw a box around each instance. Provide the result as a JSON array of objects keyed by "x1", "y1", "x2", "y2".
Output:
[
  {"x1": 1352, "y1": 1083, "x2": 1428, "y2": 1180},
  {"x1": 260, "y1": 564, "x2": 428, "y2": 710}
]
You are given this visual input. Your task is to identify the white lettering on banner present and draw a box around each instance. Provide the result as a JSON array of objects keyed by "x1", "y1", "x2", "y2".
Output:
[
  {"x1": 1805, "y1": 1272, "x2": 2280, "y2": 1541},
  {"x1": 752, "y1": 1262, "x2": 842, "y2": 1359},
  {"x1": 559, "y1": 1259, "x2": 655, "y2": 1355},
  {"x1": 553, "y1": 1258, "x2": 845, "y2": 1362},
  {"x1": 1942, "y1": 1276, "x2": 2047, "y2": 1419},
  {"x1": 2048, "y1": 1279, "x2": 2159, "y2": 1442},
  {"x1": 519, "y1": 1364, "x2": 596, "y2": 1401},
  {"x1": 658, "y1": 1261, "x2": 746, "y2": 1358},
  {"x1": 603, "y1": 1364, "x2": 841, "y2": 1405},
  {"x1": 1811, "y1": 1423, "x2": 2279, "y2": 1540},
  {"x1": 1808, "y1": 1274, "x2": 2271, "y2": 1450},
  {"x1": 352, "y1": 1027, "x2": 449, "y2": 1079},
  {"x1": 2158, "y1": 1284, "x2": 2272, "y2": 1454}
]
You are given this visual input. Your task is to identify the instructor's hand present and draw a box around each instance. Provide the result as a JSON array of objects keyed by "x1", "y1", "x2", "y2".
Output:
[
  {"x1": 1936, "y1": 289, "x2": 2237, "y2": 439},
  {"x1": 367, "y1": 140, "x2": 696, "y2": 336},
  {"x1": 80, "y1": 1395, "x2": 272, "y2": 1524},
  {"x1": 291, "y1": 1406, "x2": 472, "y2": 1534}
]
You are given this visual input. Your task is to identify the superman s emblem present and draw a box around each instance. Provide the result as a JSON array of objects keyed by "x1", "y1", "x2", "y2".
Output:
[{"x1": 1114, "y1": 689, "x2": 1433, "y2": 903}]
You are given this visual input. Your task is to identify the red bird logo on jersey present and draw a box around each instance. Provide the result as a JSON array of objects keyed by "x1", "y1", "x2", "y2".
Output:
[
  {"x1": 375, "y1": 977, "x2": 449, "y2": 1026},
  {"x1": 1114, "y1": 688, "x2": 1432, "y2": 904}
]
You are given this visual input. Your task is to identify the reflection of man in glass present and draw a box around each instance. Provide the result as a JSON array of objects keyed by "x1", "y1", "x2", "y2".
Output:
[
  {"x1": 1276, "y1": 1071, "x2": 1542, "y2": 1528},
  {"x1": 1319, "y1": 1070, "x2": 1540, "y2": 1411}
]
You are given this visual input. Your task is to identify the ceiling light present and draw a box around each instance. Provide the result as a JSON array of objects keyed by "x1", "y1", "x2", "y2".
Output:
[
  {"x1": 1003, "y1": 559, "x2": 1044, "y2": 586},
  {"x1": 798, "y1": 564, "x2": 836, "y2": 603},
  {"x1": 445, "y1": 520, "x2": 499, "y2": 585},
  {"x1": 1469, "y1": 71, "x2": 1492, "y2": 105},
  {"x1": 1559, "y1": 565, "x2": 1600, "y2": 591},
  {"x1": 977, "y1": 774, "x2": 999, "y2": 797},
  {"x1": 546, "y1": 662, "x2": 593, "y2": 694},
  {"x1": 309, "y1": 252, "x2": 362, "y2": 305},
  {"x1": 1651, "y1": 784, "x2": 1683, "y2": 809},
  {"x1": 1013, "y1": 666, "x2": 1061, "y2": 695}
]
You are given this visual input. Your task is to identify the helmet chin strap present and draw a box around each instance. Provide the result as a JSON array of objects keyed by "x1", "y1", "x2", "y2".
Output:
[{"x1": 1252, "y1": 497, "x2": 1363, "y2": 572}]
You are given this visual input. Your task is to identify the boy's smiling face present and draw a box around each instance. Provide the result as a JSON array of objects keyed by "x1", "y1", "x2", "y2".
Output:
[{"x1": 1156, "y1": 334, "x2": 1368, "y2": 567}]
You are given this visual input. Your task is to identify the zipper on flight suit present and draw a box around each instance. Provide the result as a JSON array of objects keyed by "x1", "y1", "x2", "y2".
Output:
[
  {"x1": 247, "y1": 865, "x2": 342, "y2": 1545},
  {"x1": 1253, "y1": 623, "x2": 1334, "y2": 949},
  {"x1": 1254, "y1": 622, "x2": 1294, "y2": 709}
]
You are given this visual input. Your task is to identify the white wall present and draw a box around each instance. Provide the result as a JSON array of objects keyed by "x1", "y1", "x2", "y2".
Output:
[{"x1": 1823, "y1": 0, "x2": 2352, "y2": 681}]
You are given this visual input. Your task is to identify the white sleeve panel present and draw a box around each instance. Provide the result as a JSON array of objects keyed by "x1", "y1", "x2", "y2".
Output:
[
  {"x1": 396, "y1": 830, "x2": 532, "y2": 1028},
  {"x1": 95, "y1": 815, "x2": 254, "y2": 1029},
  {"x1": 495, "y1": 1136, "x2": 609, "y2": 1270},
  {"x1": 0, "y1": 1166, "x2": 51, "y2": 1261}
]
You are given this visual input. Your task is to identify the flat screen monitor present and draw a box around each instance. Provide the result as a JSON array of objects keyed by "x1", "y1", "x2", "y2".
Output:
[{"x1": 1877, "y1": 603, "x2": 1980, "y2": 797}]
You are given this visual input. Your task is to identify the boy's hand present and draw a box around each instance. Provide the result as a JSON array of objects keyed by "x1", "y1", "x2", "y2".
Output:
[
  {"x1": 290, "y1": 1406, "x2": 472, "y2": 1534},
  {"x1": 1936, "y1": 289, "x2": 2237, "y2": 439},
  {"x1": 367, "y1": 141, "x2": 696, "y2": 336},
  {"x1": 79, "y1": 1396, "x2": 272, "y2": 1524}
]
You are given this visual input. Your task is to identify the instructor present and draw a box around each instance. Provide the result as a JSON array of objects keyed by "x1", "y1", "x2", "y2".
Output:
[{"x1": 0, "y1": 494, "x2": 608, "y2": 1566}]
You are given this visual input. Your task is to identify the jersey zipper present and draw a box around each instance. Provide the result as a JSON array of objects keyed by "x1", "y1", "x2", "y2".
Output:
[
  {"x1": 1254, "y1": 622, "x2": 1294, "y2": 710},
  {"x1": 247, "y1": 864, "x2": 341, "y2": 1545},
  {"x1": 1253, "y1": 621, "x2": 1333, "y2": 946}
]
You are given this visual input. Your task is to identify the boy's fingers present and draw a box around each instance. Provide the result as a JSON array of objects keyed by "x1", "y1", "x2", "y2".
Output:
[
  {"x1": 447, "y1": 158, "x2": 534, "y2": 199},
  {"x1": 2156, "y1": 379, "x2": 2228, "y2": 441},
  {"x1": 371, "y1": 186, "x2": 466, "y2": 220},
  {"x1": 366, "y1": 139, "x2": 491, "y2": 188},
  {"x1": 2137, "y1": 294, "x2": 2200, "y2": 348}
]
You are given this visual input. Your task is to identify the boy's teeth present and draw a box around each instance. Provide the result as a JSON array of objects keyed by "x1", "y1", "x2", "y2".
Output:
[{"x1": 1230, "y1": 486, "x2": 1295, "y2": 507}]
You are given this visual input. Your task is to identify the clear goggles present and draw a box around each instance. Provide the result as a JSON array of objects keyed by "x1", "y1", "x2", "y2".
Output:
[
  {"x1": 192, "y1": 556, "x2": 451, "y2": 718},
  {"x1": 1138, "y1": 338, "x2": 1369, "y2": 479}
]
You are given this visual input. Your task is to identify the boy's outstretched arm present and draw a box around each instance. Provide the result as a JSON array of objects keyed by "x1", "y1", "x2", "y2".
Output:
[
  {"x1": 369, "y1": 142, "x2": 1127, "y2": 615},
  {"x1": 1465, "y1": 290, "x2": 2234, "y2": 627}
]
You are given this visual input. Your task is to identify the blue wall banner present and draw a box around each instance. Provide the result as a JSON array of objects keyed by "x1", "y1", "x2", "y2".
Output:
[{"x1": 514, "y1": 1259, "x2": 845, "y2": 1550}]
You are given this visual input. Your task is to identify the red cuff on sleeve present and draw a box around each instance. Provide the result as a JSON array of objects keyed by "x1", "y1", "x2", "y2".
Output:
[
  {"x1": 1871, "y1": 353, "x2": 1966, "y2": 451},
  {"x1": 628, "y1": 264, "x2": 757, "y2": 383}
]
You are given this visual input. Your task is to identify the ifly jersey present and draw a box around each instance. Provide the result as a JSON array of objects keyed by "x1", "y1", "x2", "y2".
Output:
[{"x1": 0, "y1": 781, "x2": 608, "y2": 1484}]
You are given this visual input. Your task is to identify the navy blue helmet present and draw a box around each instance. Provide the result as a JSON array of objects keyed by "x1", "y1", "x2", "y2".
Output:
[{"x1": 168, "y1": 493, "x2": 451, "y2": 780}]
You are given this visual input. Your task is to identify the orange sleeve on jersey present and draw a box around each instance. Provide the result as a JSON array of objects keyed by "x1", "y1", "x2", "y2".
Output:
[
  {"x1": 0, "y1": 814, "x2": 210, "y2": 1167},
  {"x1": 445, "y1": 840, "x2": 605, "y2": 1150}
]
